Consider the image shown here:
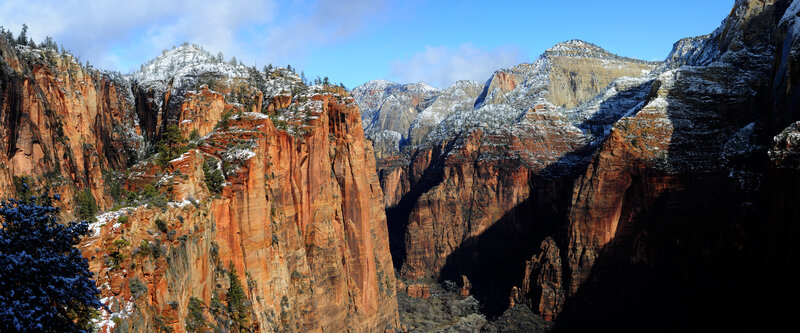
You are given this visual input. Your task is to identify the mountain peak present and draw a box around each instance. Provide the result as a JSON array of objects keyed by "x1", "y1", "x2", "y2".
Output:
[
  {"x1": 353, "y1": 79, "x2": 399, "y2": 92},
  {"x1": 545, "y1": 39, "x2": 613, "y2": 58},
  {"x1": 133, "y1": 43, "x2": 248, "y2": 85},
  {"x1": 543, "y1": 39, "x2": 658, "y2": 65}
]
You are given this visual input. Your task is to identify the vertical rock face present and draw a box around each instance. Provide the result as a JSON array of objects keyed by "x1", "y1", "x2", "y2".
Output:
[
  {"x1": 1, "y1": 40, "x2": 398, "y2": 332},
  {"x1": 0, "y1": 36, "x2": 142, "y2": 211}
]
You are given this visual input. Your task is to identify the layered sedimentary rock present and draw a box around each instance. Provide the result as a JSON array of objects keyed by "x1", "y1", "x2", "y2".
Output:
[{"x1": 0, "y1": 40, "x2": 398, "y2": 332}]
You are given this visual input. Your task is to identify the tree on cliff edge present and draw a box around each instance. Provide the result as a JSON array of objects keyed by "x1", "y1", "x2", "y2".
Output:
[{"x1": 0, "y1": 187, "x2": 101, "y2": 332}]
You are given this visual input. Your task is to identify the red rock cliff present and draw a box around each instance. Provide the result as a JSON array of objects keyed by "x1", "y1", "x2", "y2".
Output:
[{"x1": 0, "y1": 39, "x2": 398, "y2": 332}]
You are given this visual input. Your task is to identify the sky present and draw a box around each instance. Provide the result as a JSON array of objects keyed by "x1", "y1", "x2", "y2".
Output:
[{"x1": 0, "y1": 0, "x2": 733, "y2": 89}]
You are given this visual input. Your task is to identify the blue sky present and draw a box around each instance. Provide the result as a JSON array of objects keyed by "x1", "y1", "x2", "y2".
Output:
[{"x1": 1, "y1": 0, "x2": 733, "y2": 89}]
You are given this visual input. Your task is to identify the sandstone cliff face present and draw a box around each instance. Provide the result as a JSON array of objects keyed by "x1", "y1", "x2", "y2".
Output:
[
  {"x1": 0, "y1": 40, "x2": 398, "y2": 332},
  {"x1": 473, "y1": 40, "x2": 659, "y2": 111},
  {"x1": 0, "y1": 37, "x2": 142, "y2": 212},
  {"x1": 86, "y1": 94, "x2": 398, "y2": 332}
]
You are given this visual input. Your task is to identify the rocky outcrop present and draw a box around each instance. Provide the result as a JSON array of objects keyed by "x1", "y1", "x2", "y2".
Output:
[{"x1": 521, "y1": 237, "x2": 563, "y2": 322}]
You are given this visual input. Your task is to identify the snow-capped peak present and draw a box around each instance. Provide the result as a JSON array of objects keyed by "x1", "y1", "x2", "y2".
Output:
[
  {"x1": 133, "y1": 43, "x2": 249, "y2": 85},
  {"x1": 352, "y1": 79, "x2": 399, "y2": 93}
]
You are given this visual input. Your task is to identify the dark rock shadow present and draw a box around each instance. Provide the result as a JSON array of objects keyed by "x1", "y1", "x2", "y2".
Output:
[
  {"x1": 385, "y1": 140, "x2": 456, "y2": 271},
  {"x1": 554, "y1": 5, "x2": 800, "y2": 330}
]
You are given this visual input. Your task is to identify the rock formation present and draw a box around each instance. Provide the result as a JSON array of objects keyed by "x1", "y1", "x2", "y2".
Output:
[{"x1": 0, "y1": 39, "x2": 398, "y2": 332}]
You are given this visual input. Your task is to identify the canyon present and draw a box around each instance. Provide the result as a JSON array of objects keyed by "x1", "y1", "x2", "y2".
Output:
[
  {"x1": 0, "y1": 0, "x2": 799, "y2": 331},
  {"x1": 354, "y1": 0, "x2": 800, "y2": 331}
]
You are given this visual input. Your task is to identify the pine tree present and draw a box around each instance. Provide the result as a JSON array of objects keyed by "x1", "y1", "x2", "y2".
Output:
[
  {"x1": 74, "y1": 189, "x2": 97, "y2": 221},
  {"x1": 300, "y1": 71, "x2": 307, "y2": 85},
  {"x1": 217, "y1": 52, "x2": 224, "y2": 63},
  {"x1": 16, "y1": 24, "x2": 28, "y2": 45},
  {"x1": 155, "y1": 125, "x2": 188, "y2": 167},
  {"x1": 0, "y1": 187, "x2": 101, "y2": 332},
  {"x1": 229, "y1": 56, "x2": 238, "y2": 66},
  {"x1": 40, "y1": 36, "x2": 56, "y2": 50},
  {"x1": 323, "y1": 77, "x2": 330, "y2": 85},
  {"x1": 227, "y1": 262, "x2": 250, "y2": 330},
  {"x1": 0, "y1": 27, "x2": 13, "y2": 44}
]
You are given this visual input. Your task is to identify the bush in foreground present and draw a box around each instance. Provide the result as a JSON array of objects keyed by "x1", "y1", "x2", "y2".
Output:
[{"x1": 0, "y1": 190, "x2": 101, "y2": 332}]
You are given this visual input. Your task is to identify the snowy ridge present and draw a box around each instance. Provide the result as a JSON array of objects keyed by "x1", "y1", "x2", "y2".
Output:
[
  {"x1": 132, "y1": 44, "x2": 250, "y2": 88},
  {"x1": 354, "y1": 39, "x2": 663, "y2": 157},
  {"x1": 545, "y1": 39, "x2": 659, "y2": 65},
  {"x1": 412, "y1": 80, "x2": 484, "y2": 127},
  {"x1": 567, "y1": 76, "x2": 656, "y2": 139},
  {"x1": 665, "y1": 34, "x2": 720, "y2": 67}
]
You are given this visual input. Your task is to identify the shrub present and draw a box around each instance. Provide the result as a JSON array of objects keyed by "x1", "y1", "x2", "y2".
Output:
[
  {"x1": 113, "y1": 238, "x2": 131, "y2": 250},
  {"x1": 203, "y1": 158, "x2": 224, "y2": 195},
  {"x1": 129, "y1": 277, "x2": 148, "y2": 299},
  {"x1": 186, "y1": 296, "x2": 207, "y2": 332},
  {"x1": 137, "y1": 240, "x2": 152, "y2": 257},
  {"x1": 0, "y1": 193, "x2": 101, "y2": 331},
  {"x1": 110, "y1": 251, "x2": 125, "y2": 270},
  {"x1": 139, "y1": 183, "x2": 168, "y2": 208},
  {"x1": 118, "y1": 215, "x2": 130, "y2": 225},
  {"x1": 155, "y1": 218, "x2": 168, "y2": 233},
  {"x1": 215, "y1": 111, "x2": 234, "y2": 129},
  {"x1": 150, "y1": 242, "x2": 163, "y2": 259}
]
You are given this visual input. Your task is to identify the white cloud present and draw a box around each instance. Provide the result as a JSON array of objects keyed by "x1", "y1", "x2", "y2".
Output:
[
  {"x1": 0, "y1": 0, "x2": 380, "y2": 72},
  {"x1": 259, "y1": 0, "x2": 386, "y2": 65},
  {"x1": 390, "y1": 44, "x2": 525, "y2": 88}
]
